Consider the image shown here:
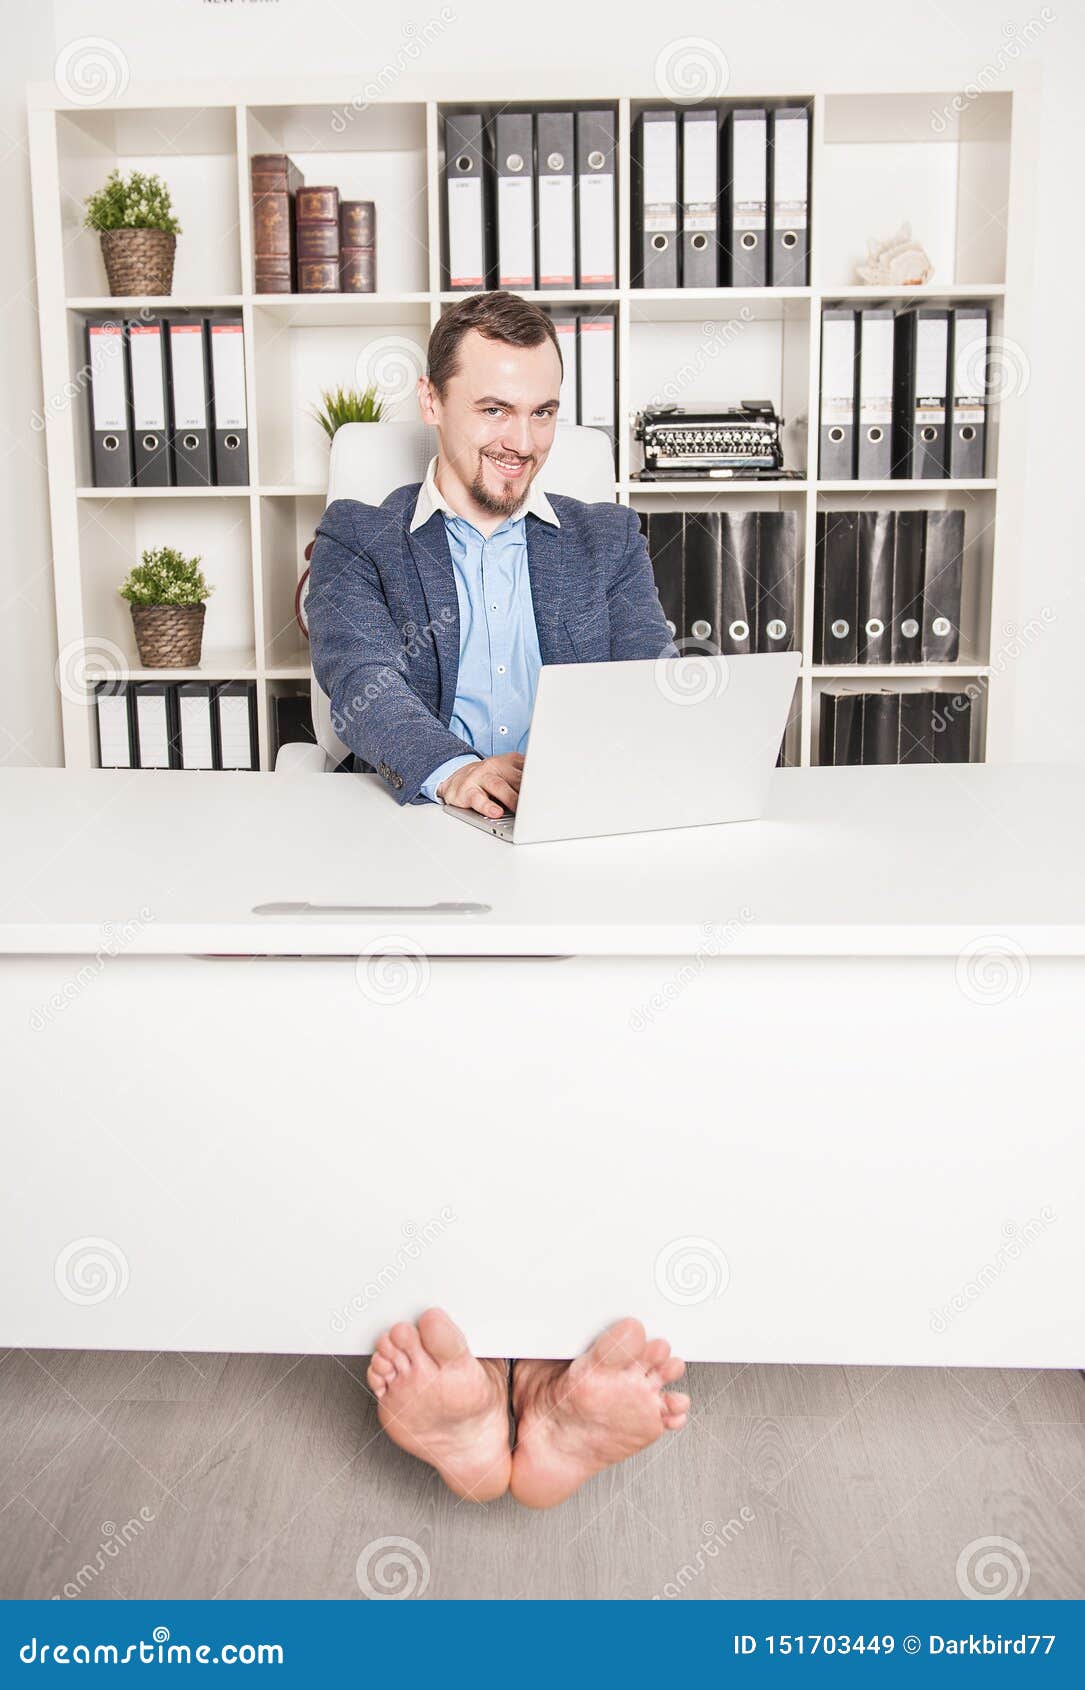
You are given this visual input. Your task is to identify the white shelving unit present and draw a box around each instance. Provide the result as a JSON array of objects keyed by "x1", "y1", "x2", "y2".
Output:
[{"x1": 27, "y1": 72, "x2": 1038, "y2": 771}]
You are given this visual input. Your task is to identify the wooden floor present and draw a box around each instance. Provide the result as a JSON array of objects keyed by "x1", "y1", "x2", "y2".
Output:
[{"x1": 1, "y1": 1349, "x2": 1083, "y2": 1600}]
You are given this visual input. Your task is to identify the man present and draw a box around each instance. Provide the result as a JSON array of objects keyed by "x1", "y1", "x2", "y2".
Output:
[{"x1": 306, "y1": 291, "x2": 689, "y2": 1508}]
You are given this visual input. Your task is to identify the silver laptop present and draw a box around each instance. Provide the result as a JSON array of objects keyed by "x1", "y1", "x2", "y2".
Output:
[{"x1": 442, "y1": 650, "x2": 801, "y2": 845}]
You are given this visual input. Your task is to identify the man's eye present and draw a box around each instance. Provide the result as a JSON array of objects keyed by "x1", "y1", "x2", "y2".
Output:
[{"x1": 484, "y1": 406, "x2": 502, "y2": 416}]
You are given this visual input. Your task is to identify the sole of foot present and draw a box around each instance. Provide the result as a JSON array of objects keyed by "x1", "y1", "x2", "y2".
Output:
[
  {"x1": 509, "y1": 1316, "x2": 689, "y2": 1509},
  {"x1": 365, "y1": 1307, "x2": 511, "y2": 1503}
]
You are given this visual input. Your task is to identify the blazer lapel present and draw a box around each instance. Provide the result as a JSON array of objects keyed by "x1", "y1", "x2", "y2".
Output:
[
  {"x1": 525, "y1": 512, "x2": 566, "y2": 664},
  {"x1": 404, "y1": 509, "x2": 460, "y2": 722}
]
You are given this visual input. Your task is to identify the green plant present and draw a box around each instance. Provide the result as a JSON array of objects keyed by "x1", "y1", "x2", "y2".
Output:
[
  {"x1": 308, "y1": 384, "x2": 384, "y2": 439},
  {"x1": 119, "y1": 547, "x2": 212, "y2": 607},
  {"x1": 83, "y1": 169, "x2": 182, "y2": 235}
]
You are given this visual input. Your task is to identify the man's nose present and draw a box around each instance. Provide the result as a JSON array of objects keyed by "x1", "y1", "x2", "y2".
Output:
[{"x1": 501, "y1": 416, "x2": 534, "y2": 456}]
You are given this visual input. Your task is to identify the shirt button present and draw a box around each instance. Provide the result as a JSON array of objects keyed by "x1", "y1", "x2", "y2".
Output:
[
  {"x1": 497, "y1": 664, "x2": 506, "y2": 674},
  {"x1": 498, "y1": 725, "x2": 508, "y2": 735},
  {"x1": 490, "y1": 604, "x2": 498, "y2": 612}
]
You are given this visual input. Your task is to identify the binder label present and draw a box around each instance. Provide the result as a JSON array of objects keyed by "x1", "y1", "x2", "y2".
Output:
[
  {"x1": 180, "y1": 694, "x2": 214, "y2": 769},
  {"x1": 731, "y1": 117, "x2": 767, "y2": 230},
  {"x1": 447, "y1": 176, "x2": 484, "y2": 287},
  {"x1": 209, "y1": 323, "x2": 247, "y2": 430},
  {"x1": 772, "y1": 113, "x2": 809, "y2": 227},
  {"x1": 169, "y1": 325, "x2": 208, "y2": 429},
  {"x1": 497, "y1": 175, "x2": 534, "y2": 287},
  {"x1": 859, "y1": 315, "x2": 894, "y2": 424},
  {"x1": 578, "y1": 173, "x2": 615, "y2": 283},
  {"x1": 578, "y1": 319, "x2": 614, "y2": 427},
  {"x1": 219, "y1": 695, "x2": 254, "y2": 769},
  {"x1": 128, "y1": 324, "x2": 167, "y2": 430},
  {"x1": 642, "y1": 120, "x2": 677, "y2": 232},
  {"x1": 88, "y1": 324, "x2": 128, "y2": 431},
  {"x1": 820, "y1": 316, "x2": 855, "y2": 424},
  {"x1": 682, "y1": 118, "x2": 717, "y2": 230},
  {"x1": 538, "y1": 175, "x2": 575, "y2": 285}
]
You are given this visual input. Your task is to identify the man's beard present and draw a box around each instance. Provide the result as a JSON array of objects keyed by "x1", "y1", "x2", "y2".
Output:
[{"x1": 469, "y1": 449, "x2": 536, "y2": 516}]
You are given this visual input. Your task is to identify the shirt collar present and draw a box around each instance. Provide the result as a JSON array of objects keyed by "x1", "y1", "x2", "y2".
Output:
[{"x1": 408, "y1": 453, "x2": 560, "y2": 533}]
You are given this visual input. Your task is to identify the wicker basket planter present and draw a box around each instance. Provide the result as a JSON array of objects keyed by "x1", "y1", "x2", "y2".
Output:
[
  {"x1": 100, "y1": 228, "x2": 176, "y2": 296},
  {"x1": 130, "y1": 603, "x2": 205, "y2": 668}
]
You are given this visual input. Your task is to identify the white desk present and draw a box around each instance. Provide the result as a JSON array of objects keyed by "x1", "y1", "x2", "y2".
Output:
[{"x1": 1, "y1": 765, "x2": 1081, "y2": 1366}]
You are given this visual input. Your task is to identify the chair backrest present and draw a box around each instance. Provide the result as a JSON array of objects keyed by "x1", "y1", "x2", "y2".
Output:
[{"x1": 310, "y1": 422, "x2": 617, "y2": 763}]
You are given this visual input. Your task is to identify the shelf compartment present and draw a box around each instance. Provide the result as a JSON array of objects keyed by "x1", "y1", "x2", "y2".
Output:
[
  {"x1": 250, "y1": 305, "x2": 428, "y2": 487},
  {"x1": 625, "y1": 304, "x2": 810, "y2": 480},
  {"x1": 817, "y1": 91, "x2": 1012, "y2": 288},
  {"x1": 56, "y1": 106, "x2": 242, "y2": 299},
  {"x1": 76, "y1": 495, "x2": 255, "y2": 683},
  {"x1": 814, "y1": 485, "x2": 997, "y2": 670},
  {"x1": 246, "y1": 102, "x2": 428, "y2": 295}
]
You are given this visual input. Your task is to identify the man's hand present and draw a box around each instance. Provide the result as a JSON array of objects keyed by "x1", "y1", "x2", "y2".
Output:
[{"x1": 437, "y1": 753, "x2": 524, "y2": 818}]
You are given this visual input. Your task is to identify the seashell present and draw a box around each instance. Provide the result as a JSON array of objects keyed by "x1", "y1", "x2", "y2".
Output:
[{"x1": 856, "y1": 220, "x2": 933, "y2": 286}]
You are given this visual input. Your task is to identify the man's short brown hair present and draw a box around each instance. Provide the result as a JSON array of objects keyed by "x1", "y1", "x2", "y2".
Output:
[{"x1": 426, "y1": 290, "x2": 562, "y2": 399}]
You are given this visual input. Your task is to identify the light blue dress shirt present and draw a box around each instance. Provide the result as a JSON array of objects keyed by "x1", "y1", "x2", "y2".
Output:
[{"x1": 414, "y1": 459, "x2": 559, "y2": 804}]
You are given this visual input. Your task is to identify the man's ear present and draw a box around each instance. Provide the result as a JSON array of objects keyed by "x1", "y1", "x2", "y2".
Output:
[{"x1": 417, "y1": 373, "x2": 439, "y2": 425}]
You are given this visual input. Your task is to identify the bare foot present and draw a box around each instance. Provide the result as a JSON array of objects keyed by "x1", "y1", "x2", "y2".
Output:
[
  {"x1": 509, "y1": 1317, "x2": 690, "y2": 1509},
  {"x1": 365, "y1": 1307, "x2": 511, "y2": 1502}
]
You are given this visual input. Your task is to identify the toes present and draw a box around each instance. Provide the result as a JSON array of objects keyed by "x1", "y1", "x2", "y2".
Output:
[
  {"x1": 375, "y1": 1333, "x2": 398, "y2": 1363},
  {"x1": 662, "y1": 1391, "x2": 691, "y2": 1417},
  {"x1": 366, "y1": 1360, "x2": 391, "y2": 1398},
  {"x1": 389, "y1": 1322, "x2": 422, "y2": 1365},
  {"x1": 417, "y1": 1306, "x2": 470, "y2": 1365},
  {"x1": 593, "y1": 1317, "x2": 647, "y2": 1369},
  {"x1": 369, "y1": 1354, "x2": 395, "y2": 1378},
  {"x1": 659, "y1": 1357, "x2": 686, "y2": 1385},
  {"x1": 662, "y1": 1412, "x2": 688, "y2": 1431},
  {"x1": 642, "y1": 1338, "x2": 671, "y2": 1377}
]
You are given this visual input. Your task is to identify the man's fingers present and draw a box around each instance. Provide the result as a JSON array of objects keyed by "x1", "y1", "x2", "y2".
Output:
[
  {"x1": 467, "y1": 786, "x2": 507, "y2": 819},
  {"x1": 477, "y1": 774, "x2": 519, "y2": 811}
]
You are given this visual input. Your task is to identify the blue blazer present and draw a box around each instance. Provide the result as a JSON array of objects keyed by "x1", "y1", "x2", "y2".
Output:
[{"x1": 306, "y1": 481, "x2": 679, "y2": 804}]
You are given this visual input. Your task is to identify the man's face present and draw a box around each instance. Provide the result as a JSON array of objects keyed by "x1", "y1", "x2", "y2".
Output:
[{"x1": 419, "y1": 328, "x2": 562, "y2": 517}]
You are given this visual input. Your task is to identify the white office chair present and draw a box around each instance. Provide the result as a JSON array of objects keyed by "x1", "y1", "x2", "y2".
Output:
[{"x1": 273, "y1": 421, "x2": 618, "y2": 773}]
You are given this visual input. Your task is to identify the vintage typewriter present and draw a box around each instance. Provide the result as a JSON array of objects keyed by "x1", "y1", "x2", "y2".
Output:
[{"x1": 633, "y1": 400, "x2": 801, "y2": 480}]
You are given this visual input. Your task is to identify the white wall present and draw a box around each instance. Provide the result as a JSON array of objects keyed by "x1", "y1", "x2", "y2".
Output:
[{"x1": 8, "y1": 0, "x2": 1082, "y2": 764}]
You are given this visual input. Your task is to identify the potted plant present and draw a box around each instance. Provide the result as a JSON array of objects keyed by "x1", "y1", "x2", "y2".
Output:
[
  {"x1": 307, "y1": 384, "x2": 385, "y2": 438},
  {"x1": 83, "y1": 168, "x2": 182, "y2": 297},
  {"x1": 120, "y1": 546, "x2": 213, "y2": 668}
]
